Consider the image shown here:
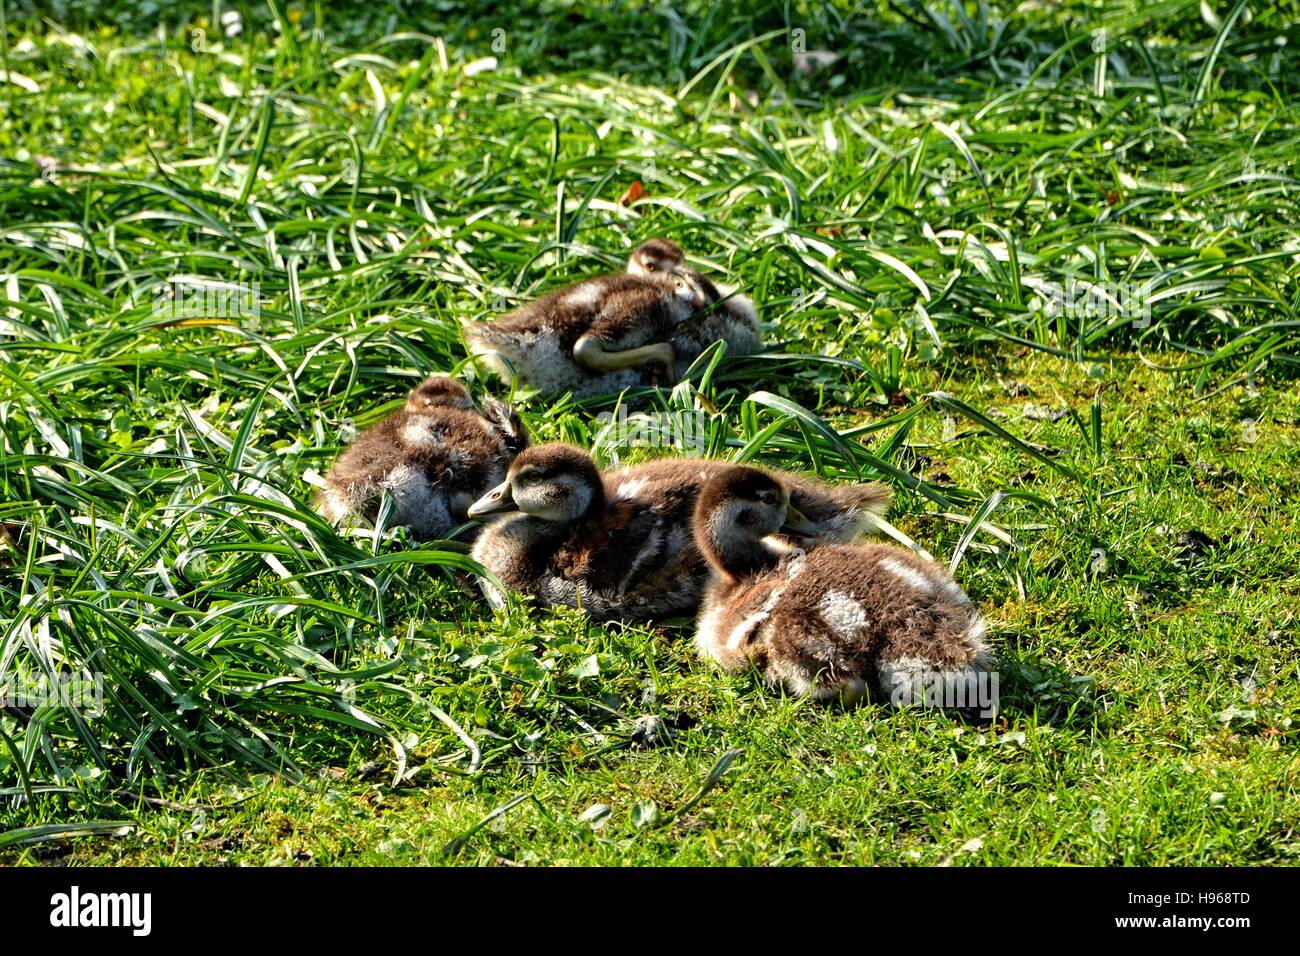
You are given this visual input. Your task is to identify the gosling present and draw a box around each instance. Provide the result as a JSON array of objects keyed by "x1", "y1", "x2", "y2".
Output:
[
  {"x1": 693, "y1": 466, "x2": 992, "y2": 707},
  {"x1": 316, "y1": 375, "x2": 528, "y2": 540},
  {"x1": 626, "y1": 238, "x2": 761, "y2": 367}
]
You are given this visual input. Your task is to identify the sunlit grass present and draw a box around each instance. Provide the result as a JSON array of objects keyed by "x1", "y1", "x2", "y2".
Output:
[{"x1": 0, "y1": 0, "x2": 1296, "y2": 864}]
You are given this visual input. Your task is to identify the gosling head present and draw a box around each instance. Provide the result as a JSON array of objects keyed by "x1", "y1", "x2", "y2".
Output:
[
  {"x1": 467, "y1": 443, "x2": 604, "y2": 524},
  {"x1": 668, "y1": 265, "x2": 721, "y2": 310},
  {"x1": 629, "y1": 239, "x2": 720, "y2": 312},
  {"x1": 628, "y1": 239, "x2": 685, "y2": 277},
  {"x1": 405, "y1": 375, "x2": 476, "y2": 413},
  {"x1": 694, "y1": 467, "x2": 818, "y2": 578}
]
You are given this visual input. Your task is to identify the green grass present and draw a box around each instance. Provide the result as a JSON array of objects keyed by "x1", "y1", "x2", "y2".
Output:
[{"x1": 0, "y1": 0, "x2": 1297, "y2": 865}]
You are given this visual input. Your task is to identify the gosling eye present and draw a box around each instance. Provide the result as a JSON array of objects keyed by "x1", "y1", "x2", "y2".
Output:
[{"x1": 644, "y1": 261, "x2": 656, "y2": 272}]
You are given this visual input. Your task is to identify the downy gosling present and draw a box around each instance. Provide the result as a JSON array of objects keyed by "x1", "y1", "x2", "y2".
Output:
[
  {"x1": 626, "y1": 238, "x2": 761, "y2": 369},
  {"x1": 466, "y1": 444, "x2": 890, "y2": 621},
  {"x1": 693, "y1": 467, "x2": 992, "y2": 707},
  {"x1": 463, "y1": 239, "x2": 758, "y2": 398},
  {"x1": 316, "y1": 375, "x2": 528, "y2": 540}
]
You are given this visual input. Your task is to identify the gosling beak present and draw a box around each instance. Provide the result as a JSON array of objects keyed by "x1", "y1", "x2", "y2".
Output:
[
  {"x1": 779, "y1": 506, "x2": 819, "y2": 539},
  {"x1": 467, "y1": 479, "x2": 517, "y2": 518}
]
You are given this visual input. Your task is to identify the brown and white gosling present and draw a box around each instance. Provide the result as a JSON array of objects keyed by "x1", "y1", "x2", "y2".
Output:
[
  {"x1": 464, "y1": 257, "x2": 710, "y2": 398},
  {"x1": 626, "y1": 238, "x2": 761, "y2": 369},
  {"x1": 466, "y1": 444, "x2": 890, "y2": 621},
  {"x1": 692, "y1": 467, "x2": 992, "y2": 706},
  {"x1": 316, "y1": 375, "x2": 528, "y2": 540},
  {"x1": 463, "y1": 240, "x2": 757, "y2": 398}
]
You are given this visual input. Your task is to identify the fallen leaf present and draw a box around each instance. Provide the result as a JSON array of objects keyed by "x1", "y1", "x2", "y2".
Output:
[{"x1": 619, "y1": 179, "x2": 647, "y2": 208}]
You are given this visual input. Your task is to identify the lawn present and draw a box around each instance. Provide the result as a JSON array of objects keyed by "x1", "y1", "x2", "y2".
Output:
[{"x1": 0, "y1": 0, "x2": 1296, "y2": 866}]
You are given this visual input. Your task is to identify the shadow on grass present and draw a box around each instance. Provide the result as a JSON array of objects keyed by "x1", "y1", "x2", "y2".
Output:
[
  {"x1": 11, "y1": 0, "x2": 1277, "y2": 109},
  {"x1": 993, "y1": 646, "x2": 1102, "y2": 729}
]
